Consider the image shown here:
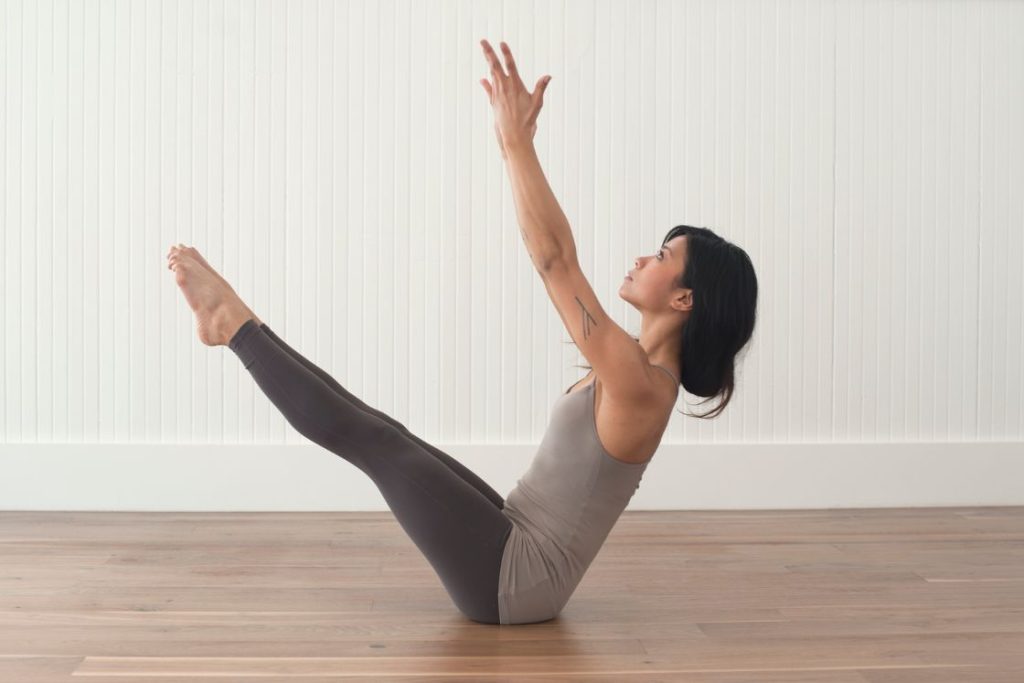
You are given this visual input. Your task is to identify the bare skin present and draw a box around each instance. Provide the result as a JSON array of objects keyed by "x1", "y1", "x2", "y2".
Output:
[{"x1": 166, "y1": 243, "x2": 262, "y2": 346}]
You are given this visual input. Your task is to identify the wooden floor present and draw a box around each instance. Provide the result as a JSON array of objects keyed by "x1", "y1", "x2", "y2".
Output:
[{"x1": 1, "y1": 506, "x2": 1023, "y2": 682}]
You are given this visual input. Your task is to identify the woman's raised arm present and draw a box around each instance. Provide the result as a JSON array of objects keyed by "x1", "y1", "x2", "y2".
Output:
[{"x1": 478, "y1": 39, "x2": 577, "y2": 273}]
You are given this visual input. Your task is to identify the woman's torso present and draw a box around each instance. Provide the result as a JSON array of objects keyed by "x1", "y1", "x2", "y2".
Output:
[
  {"x1": 496, "y1": 363, "x2": 679, "y2": 623},
  {"x1": 563, "y1": 365, "x2": 678, "y2": 465}
]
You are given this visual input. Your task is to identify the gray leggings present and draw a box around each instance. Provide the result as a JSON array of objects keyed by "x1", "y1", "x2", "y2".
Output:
[{"x1": 228, "y1": 318, "x2": 513, "y2": 624}]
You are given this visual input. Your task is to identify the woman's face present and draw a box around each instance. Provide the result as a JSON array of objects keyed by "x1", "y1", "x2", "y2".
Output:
[{"x1": 619, "y1": 235, "x2": 689, "y2": 313}]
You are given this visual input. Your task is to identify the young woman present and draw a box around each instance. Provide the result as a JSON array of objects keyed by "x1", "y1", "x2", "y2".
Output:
[{"x1": 166, "y1": 41, "x2": 756, "y2": 626}]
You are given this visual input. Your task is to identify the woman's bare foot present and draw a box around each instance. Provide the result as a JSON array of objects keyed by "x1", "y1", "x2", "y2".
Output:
[
  {"x1": 167, "y1": 244, "x2": 263, "y2": 327},
  {"x1": 169, "y1": 242, "x2": 264, "y2": 327},
  {"x1": 167, "y1": 245, "x2": 260, "y2": 346}
]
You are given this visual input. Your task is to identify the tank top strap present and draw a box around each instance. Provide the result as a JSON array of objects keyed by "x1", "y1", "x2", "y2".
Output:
[{"x1": 652, "y1": 364, "x2": 680, "y2": 388}]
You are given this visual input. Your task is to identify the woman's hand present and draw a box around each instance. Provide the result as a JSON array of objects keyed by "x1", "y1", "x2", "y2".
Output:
[{"x1": 478, "y1": 39, "x2": 551, "y2": 158}]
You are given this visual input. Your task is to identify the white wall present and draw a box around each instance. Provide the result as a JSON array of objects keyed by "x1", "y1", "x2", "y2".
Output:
[{"x1": 2, "y1": 0, "x2": 1022, "y2": 511}]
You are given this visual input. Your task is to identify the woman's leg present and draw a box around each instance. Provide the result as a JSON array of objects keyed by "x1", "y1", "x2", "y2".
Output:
[
  {"x1": 256, "y1": 322, "x2": 506, "y2": 511},
  {"x1": 229, "y1": 318, "x2": 512, "y2": 624}
]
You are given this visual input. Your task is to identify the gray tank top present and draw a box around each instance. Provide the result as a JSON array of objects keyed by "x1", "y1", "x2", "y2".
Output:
[{"x1": 497, "y1": 365, "x2": 679, "y2": 624}]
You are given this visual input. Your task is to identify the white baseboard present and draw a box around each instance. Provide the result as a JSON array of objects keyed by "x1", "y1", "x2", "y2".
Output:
[{"x1": 1, "y1": 442, "x2": 1021, "y2": 511}]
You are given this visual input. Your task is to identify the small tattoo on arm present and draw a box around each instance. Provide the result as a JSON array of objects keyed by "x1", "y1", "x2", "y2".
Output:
[
  {"x1": 575, "y1": 296, "x2": 598, "y2": 340},
  {"x1": 520, "y1": 226, "x2": 539, "y2": 264}
]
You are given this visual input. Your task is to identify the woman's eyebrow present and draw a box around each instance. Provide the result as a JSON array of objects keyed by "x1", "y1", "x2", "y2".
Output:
[{"x1": 662, "y1": 245, "x2": 673, "y2": 255}]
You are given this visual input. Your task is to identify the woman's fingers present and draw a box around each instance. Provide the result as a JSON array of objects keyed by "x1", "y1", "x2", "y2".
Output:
[
  {"x1": 499, "y1": 42, "x2": 522, "y2": 84},
  {"x1": 479, "y1": 40, "x2": 507, "y2": 82},
  {"x1": 536, "y1": 75, "x2": 550, "y2": 101},
  {"x1": 480, "y1": 38, "x2": 549, "y2": 150},
  {"x1": 524, "y1": 76, "x2": 551, "y2": 124}
]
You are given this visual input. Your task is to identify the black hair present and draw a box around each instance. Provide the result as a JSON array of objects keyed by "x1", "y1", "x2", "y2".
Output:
[{"x1": 564, "y1": 224, "x2": 758, "y2": 419}]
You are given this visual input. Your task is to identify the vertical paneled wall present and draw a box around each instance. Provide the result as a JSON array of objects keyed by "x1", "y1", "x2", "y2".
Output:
[{"x1": 2, "y1": 0, "x2": 1021, "y2": 446}]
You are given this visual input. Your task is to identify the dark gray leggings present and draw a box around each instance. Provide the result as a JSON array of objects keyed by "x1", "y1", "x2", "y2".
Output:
[{"x1": 228, "y1": 318, "x2": 513, "y2": 624}]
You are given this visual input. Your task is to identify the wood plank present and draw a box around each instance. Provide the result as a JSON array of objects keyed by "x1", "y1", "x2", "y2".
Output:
[{"x1": 0, "y1": 508, "x2": 1021, "y2": 680}]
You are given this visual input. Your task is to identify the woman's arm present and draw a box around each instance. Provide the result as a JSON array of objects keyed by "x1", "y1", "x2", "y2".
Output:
[
  {"x1": 478, "y1": 39, "x2": 575, "y2": 272},
  {"x1": 502, "y1": 138, "x2": 578, "y2": 272}
]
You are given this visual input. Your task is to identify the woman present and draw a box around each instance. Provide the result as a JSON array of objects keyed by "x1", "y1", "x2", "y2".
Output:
[{"x1": 167, "y1": 40, "x2": 757, "y2": 625}]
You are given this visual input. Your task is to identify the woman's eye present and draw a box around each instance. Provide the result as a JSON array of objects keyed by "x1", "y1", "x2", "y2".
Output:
[{"x1": 657, "y1": 250, "x2": 664, "y2": 260}]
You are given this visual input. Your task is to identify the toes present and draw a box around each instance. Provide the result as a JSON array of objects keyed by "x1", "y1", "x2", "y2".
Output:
[
  {"x1": 167, "y1": 244, "x2": 202, "y2": 260},
  {"x1": 167, "y1": 245, "x2": 206, "y2": 271}
]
